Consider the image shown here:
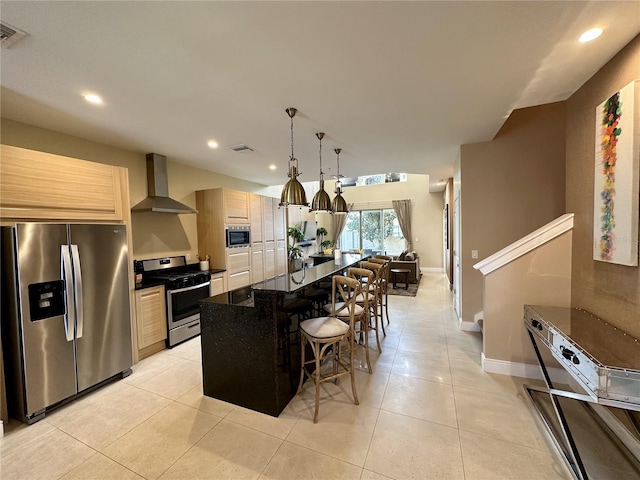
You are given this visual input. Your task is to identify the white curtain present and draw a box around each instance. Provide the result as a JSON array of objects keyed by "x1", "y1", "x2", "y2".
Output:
[
  {"x1": 392, "y1": 199, "x2": 412, "y2": 250},
  {"x1": 331, "y1": 203, "x2": 353, "y2": 249}
]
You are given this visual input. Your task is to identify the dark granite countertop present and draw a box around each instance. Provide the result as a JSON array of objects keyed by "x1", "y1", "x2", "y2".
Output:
[
  {"x1": 134, "y1": 278, "x2": 165, "y2": 290},
  {"x1": 251, "y1": 253, "x2": 366, "y2": 294},
  {"x1": 135, "y1": 267, "x2": 226, "y2": 290}
]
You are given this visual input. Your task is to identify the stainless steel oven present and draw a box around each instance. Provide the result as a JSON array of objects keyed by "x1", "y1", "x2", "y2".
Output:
[
  {"x1": 139, "y1": 256, "x2": 211, "y2": 347},
  {"x1": 165, "y1": 280, "x2": 210, "y2": 346},
  {"x1": 226, "y1": 226, "x2": 250, "y2": 248}
]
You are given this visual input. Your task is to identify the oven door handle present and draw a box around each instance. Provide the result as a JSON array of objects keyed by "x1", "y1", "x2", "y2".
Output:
[{"x1": 167, "y1": 281, "x2": 211, "y2": 295}]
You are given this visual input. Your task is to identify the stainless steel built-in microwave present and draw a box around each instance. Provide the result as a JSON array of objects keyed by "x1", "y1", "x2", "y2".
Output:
[{"x1": 225, "y1": 226, "x2": 250, "y2": 248}]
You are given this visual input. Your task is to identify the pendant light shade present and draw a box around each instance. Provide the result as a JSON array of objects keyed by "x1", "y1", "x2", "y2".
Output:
[
  {"x1": 310, "y1": 132, "x2": 333, "y2": 213},
  {"x1": 332, "y1": 191, "x2": 348, "y2": 214},
  {"x1": 331, "y1": 148, "x2": 348, "y2": 214},
  {"x1": 279, "y1": 107, "x2": 309, "y2": 208}
]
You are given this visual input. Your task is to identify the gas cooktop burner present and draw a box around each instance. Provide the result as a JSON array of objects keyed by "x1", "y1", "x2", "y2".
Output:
[
  {"x1": 137, "y1": 256, "x2": 211, "y2": 290},
  {"x1": 149, "y1": 270, "x2": 204, "y2": 280}
]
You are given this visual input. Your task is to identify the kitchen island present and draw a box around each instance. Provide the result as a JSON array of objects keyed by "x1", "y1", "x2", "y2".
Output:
[{"x1": 199, "y1": 253, "x2": 366, "y2": 416}]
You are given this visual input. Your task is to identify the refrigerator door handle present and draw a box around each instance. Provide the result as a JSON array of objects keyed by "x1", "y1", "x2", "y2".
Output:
[
  {"x1": 71, "y1": 244, "x2": 84, "y2": 338},
  {"x1": 61, "y1": 245, "x2": 75, "y2": 342}
]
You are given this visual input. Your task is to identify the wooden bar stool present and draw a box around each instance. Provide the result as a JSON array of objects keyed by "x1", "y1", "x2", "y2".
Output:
[
  {"x1": 360, "y1": 261, "x2": 386, "y2": 341},
  {"x1": 347, "y1": 267, "x2": 375, "y2": 370},
  {"x1": 298, "y1": 275, "x2": 361, "y2": 423},
  {"x1": 282, "y1": 295, "x2": 314, "y2": 321},
  {"x1": 323, "y1": 273, "x2": 371, "y2": 373},
  {"x1": 372, "y1": 256, "x2": 392, "y2": 325},
  {"x1": 302, "y1": 286, "x2": 331, "y2": 316}
]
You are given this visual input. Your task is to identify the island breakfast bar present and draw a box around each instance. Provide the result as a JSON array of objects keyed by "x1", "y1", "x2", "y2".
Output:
[{"x1": 199, "y1": 253, "x2": 367, "y2": 416}]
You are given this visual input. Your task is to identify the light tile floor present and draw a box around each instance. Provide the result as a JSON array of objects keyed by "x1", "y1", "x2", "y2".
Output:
[{"x1": 1, "y1": 273, "x2": 572, "y2": 479}]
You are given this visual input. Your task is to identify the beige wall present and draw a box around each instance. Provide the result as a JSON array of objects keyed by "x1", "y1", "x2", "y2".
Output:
[
  {"x1": 324, "y1": 175, "x2": 444, "y2": 270},
  {"x1": 459, "y1": 102, "x2": 567, "y2": 323},
  {"x1": 484, "y1": 231, "x2": 572, "y2": 366},
  {"x1": 566, "y1": 34, "x2": 640, "y2": 336},
  {"x1": 1, "y1": 118, "x2": 265, "y2": 261}
]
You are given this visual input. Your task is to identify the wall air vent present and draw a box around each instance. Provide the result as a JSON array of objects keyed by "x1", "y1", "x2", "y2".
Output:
[
  {"x1": 1, "y1": 22, "x2": 27, "y2": 49},
  {"x1": 227, "y1": 144, "x2": 255, "y2": 153}
]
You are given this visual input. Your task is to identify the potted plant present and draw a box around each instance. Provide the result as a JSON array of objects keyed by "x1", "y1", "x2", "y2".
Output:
[
  {"x1": 320, "y1": 239, "x2": 334, "y2": 254},
  {"x1": 316, "y1": 227, "x2": 328, "y2": 251},
  {"x1": 287, "y1": 225, "x2": 306, "y2": 272},
  {"x1": 287, "y1": 245, "x2": 305, "y2": 272},
  {"x1": 288, "y1": 225, "x2": 305, "y2": 245}
]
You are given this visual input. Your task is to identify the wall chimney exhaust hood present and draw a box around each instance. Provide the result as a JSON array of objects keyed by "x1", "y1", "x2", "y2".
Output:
[{"x1": 131, "y1": 153, "x2": 198, "y2": 214}]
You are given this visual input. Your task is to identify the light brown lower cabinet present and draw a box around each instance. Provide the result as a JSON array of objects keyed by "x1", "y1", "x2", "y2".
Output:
[
  {"x1": 210, "y1": 272, "x2": 226, "y2": 296},
  {"x1": 228, "y1": 270, "x2": 251, "y2": 290},
  {"x1": 264, "y1": 243, "x2": 276, "y2": 279},
  {"x1": 135, "y1": 285, "x2": 167, "y2": 360},
  {"x1": 251, "y1": 247, "x2": 265, "y2": 283},
  {"x1": 226, "y1": 247, "x2": 251, "y2": 290},
  {"x1": 276, "y1": 240, "x2": 287, "y2": 276}
]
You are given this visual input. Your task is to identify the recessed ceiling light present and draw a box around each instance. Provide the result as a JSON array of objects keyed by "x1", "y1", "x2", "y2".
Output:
[
  {"x1": 207, "y1": 140, "x2": 218, "y2": 149},
  {"x1": 579, "y1": 28, "x2": 602, "y2": 43},
  {"x1": 269, "y1": 164, "x2": 277, "y2": 170},
  {"x1": 83, "y1": 93, "x2": 103, "y2": 104}
]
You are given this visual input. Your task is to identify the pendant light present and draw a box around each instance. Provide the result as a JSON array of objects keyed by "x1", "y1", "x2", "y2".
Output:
[
  {"x1": 309, "y1": 132, "x2": 333, "y2": 213},
  {"x1": 279, "y1": 107, "x2": 309, "y2": 208},
  {"x1": 331, "y1": 148, "x2": 348, "y2": 214}
]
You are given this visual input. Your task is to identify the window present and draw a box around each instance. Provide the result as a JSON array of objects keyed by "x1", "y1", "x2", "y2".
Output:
[
  {"x1": 339, "y1": 208, "x2": 405, "y2": 256},
  {"x1": 341, "y1": 173, "x2": 407, "y2": 188}
]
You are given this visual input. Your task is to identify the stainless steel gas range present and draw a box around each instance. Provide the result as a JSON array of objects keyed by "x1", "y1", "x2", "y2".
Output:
[{"x1": 137, "y1": 256, "x2": 211, "y2": 347}]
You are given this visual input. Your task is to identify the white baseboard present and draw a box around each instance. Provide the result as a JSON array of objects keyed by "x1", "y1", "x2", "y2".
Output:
[
  {"x1": 458, "y1": 311, "x2": 482, "y2": 332},
  {"x1": 481, "y1": 353, "x2": 569, "y2": 384},
  {"x1": 459, "y1": 318, "x2": 481, "y2": 332}
]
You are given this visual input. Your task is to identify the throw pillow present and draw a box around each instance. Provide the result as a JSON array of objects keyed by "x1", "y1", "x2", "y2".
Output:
[
  {"x1": 405, "y1": 252, "x2": 415, "y2": 261},
  {"x1": 411, "y1": 250, "x2": 419, "y2": 259},
  {"x1": 399, "y1": 250, "x2": 407, "y2": 260}
]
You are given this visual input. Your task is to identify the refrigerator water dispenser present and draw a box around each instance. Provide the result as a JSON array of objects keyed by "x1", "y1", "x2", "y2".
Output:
[{"x1": 28, "y1": 281, "x2": 65, "y2": 321}]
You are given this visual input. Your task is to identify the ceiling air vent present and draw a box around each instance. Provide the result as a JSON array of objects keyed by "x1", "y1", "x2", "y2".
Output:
[
  {"x1": 1, "y1": 22, "x2": 27, "y2": 49},
  {"x1": 227, "y1": 144, "x2": 254, "y2": 153}
]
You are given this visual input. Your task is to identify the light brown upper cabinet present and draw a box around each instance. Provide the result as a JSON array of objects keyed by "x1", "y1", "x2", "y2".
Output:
[
  {"x1": 274, "y1": 201, "x2": 286, "y2": 241},
  {"x1": 224, "y1": 189, "x2": 249, "y2": 224},
  {"x1": 263, "y1": 197, "x2": 275, "y2": 243},
  {"x1": 249, "y1": 193, "x2": 263, "y2": 244},
  {"x1": 0, "y1": 145, "x2": 126, "y2": 222}
]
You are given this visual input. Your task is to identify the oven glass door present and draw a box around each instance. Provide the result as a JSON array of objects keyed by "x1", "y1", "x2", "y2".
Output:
[
  {"x1": 167, "y1": 282, "x2": 210, "y2": 328},
  {"x1": 227, "y1": 229, "x2": 250, "y2": 247}
]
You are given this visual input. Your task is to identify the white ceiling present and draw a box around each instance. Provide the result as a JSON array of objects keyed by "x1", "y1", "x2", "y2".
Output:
[{"x1": 1, "y1": 1, "x2": 639, "y2": 191}]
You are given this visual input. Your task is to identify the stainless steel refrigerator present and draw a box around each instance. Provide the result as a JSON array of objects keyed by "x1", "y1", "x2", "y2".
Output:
[{"x1": 1, "y1": 223, "x2": 133, "y2": 423}]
